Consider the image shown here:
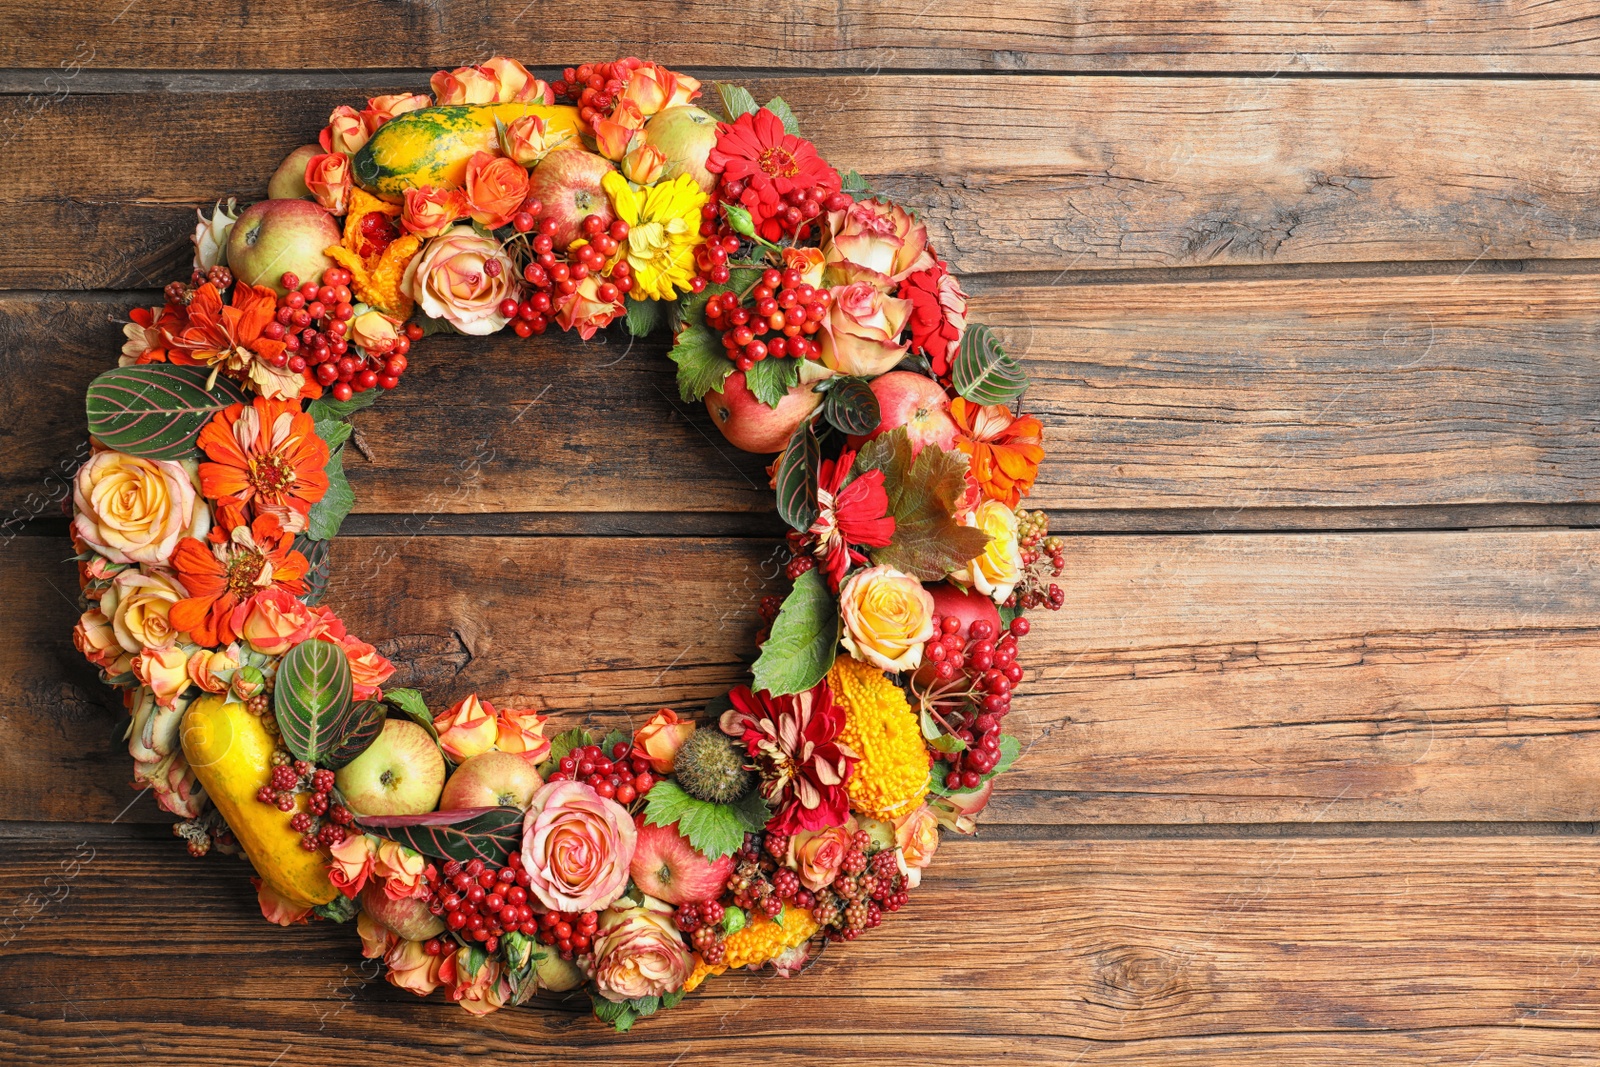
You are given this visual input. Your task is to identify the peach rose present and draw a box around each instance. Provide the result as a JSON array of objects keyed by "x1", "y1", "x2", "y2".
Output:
[
  {"x1": 127, "y1": 685, "x2": 183, "y2": 766},
  {"x1": 553, "y1": 273, "x2": 625, "y2": 339},
  {"x1": 480, "y1": 57, "x2": 553, "y2": 104},
  {"x1": 783, "y1": 245, "x2": 827, "y2": 289},
  {"x1": 132, "y1": 644, "x2": 191, "y2": 708},
  {"x1": 593, "y1": 98, "x2": 645, "y2": 161},
  {"x1": 619, "y1": 62, "x2": 700, "y2": 117},
  {"x1": 789, "y1": 821, "x2": 856, "y2": 892},
  {"x1": 463, "y1": 150, "x2": 529, "y2": 229},
  {"x1": 402, "y1": 226, "x2": 515, "y2": 335},
  {"x1": 73, "y1": 451, "x2": 208, "y2": 565},
  {"x1": 401, "y1": 186, "x2": 467, "y2": 239},
  {"x1": 494, "y1": 706, "x2": 551, "y2": 760},
  {"x1": 823, "y1": 198, "x2": 934, "y2": 285},
  {"x1": 256, "y1": 877, "x2": 312, "y2": 926},
  {"x1": 304, "y1": 152, "x2": 352, "y2": 214},
  {"x1": 304, "y1": 603, "x2": 348, "y2": 643},
  {"x1": 361, "y1": 92, "x2": 431, "y2": 133},
  {"x1": 497, "y1": 113, "x2": 572, "y2": 167},
  {"x1": 102, "y1": 567, "x2": 189, "y2": 653},
  {"x1": 186, "y1": 644, "x2": 240, "y2": 694},
  {"x1": 74, "y1": 606, "x2": 131, "y2": 676},
  {"x1": 349, "y1": 309, "x2": 402, "y2": 355},
  {"x1": 357, "y1": 908, "x2": 397, "y2": 958},
  {"x1": 372, "y1": 839, "x2": 432, "y2": 900},
  {"x1": 341, "y1": 634, "x2": 395, "y2": 700},
  {"x1": 951, "y1": 499, "x2": 1021, "y2": 603},
  {"x1": 818, "y1": 280, "x2": 913, "y2": 378},
  {"x1": 632, "y1": 709, "x2": 695, "y2": 774},
  {"x1": 621, "y1": 142, "x2": 668, "y2": 185},
  {"x1": 589, "y1": 905, "x2": 693, "y2": 1002},
  {"x1": 838, "y1": 564, "x2": 936, "y2": 673},
  {"x1": 232, "y1": 585, "x2": 317, "y2": 656},
  {"x1": 447, "y1": 948, "x2": 510, "y2": 1015},
  {"x1": 430, "y1": 64, "x2": 500, "y2": 105},
  {"x1": 321, "y1": 105, "x2": 369, "y2": 155},
  {"x1": 329, "y1": 833, "x2": 377, "y2": 898},
  {"x1": 520, "y1": 780, "x2": 637, "y2": 912},
  {"x1": 433, "y1": 693, "x2": 499, "y2": 762},
  {"x1": 389, "y1": 937, "x2": 452, "y2": 998},
  {"x1": 893, "y1": 803, "x2": 940, "y2": 888}
]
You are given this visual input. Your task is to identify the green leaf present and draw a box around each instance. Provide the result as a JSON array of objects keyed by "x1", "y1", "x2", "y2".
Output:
[
  {"x1": 730, "y1": 787, "x2": 771, "y2": 833},
  {"x1": 459, "y1": 944, "x2": 489, "y2": 978},
  {"x1": 624, "y1": 294, "x2": 664, "y2": 337},
  {"x1": 591, "y1": 993, "x2": 637, "y2": 1032},
  {"x1": 294, "y1": 534, "x2": 332, "y2": 607},
  {"x1": 822, "y1": 376, "x2": 880, "y2": 435},
  {"x1": 952, "y1": 323, "x2": 1028, "y2": 407},
  {"x1": 928, "y1": 733, "x2": 1021, "y2": 796},
  {"x1": 642, "y1": 780, "x2": 761, "y2": 860},
  {"x1": 855, "y1": 428, "x2": 991, "y2": 580},
  {"x1": 382, "y1": 687, "x2": 436, "y2": 739},
  {"x1": 85, "y1": 364, "x2": 248, "y2": 460},
  {"x1": 764, "y1": 97, "x2": 799, "y2": 135},
  {"x1": 774, "y1": 421, "x2": 819, "y2": 532},
  {"x1": 358, "y1": 806, "x2": 525, "y2": 865},
  {"x1": 305, "y1": 424, "x2": 355, "y2": 541},
  {"x1": 668, "y1": 295, "x2": 737, "y2": 402},
  {"x1": 537, "y1": 727, "x2": 594, "y2": 778},
  {"x1": 628, "y1": 995, "x2": 662, "y2": 1018},
  {"x1": 306, "y1": 389, "x2": 380, "y2": 422},
  {"x1": 743, "y1": 355, "x2": 800, "y2": 408},
  {"x1": 750, "y1": 568, "x2": 838, "y2": 696},
  {"x1": 600, "y1": 728, "x2": 631, "y2": 758},
  {"x1": 313, "y1": 417, "x2": 353, "y2": 452},
  {"x1": 323, "y1": 699, "x2": 387, "y2": 769},
  {"x1": 715, "y1": 83, "x2": 759, "y2": 121},
  {"x1": 272, "y1": 638, "x2": 355, "y2": 764},
  {"x1": 313, "y1": 895, "x2": 360, "y2": 923},
  {"x1": 840, "y1": 170, "x2": 873, "y2": 198},
  {"x1": 661, "y1": 990, "x2": 686, "y2": 1009}
]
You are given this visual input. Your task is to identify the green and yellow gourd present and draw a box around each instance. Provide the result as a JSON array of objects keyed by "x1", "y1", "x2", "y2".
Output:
[
  {"x1": 351, "y1": 102, "x2": 587, "y2": 200},
  {"x1": 180, "y1": 694, "x2": 337, "y2": 908}
]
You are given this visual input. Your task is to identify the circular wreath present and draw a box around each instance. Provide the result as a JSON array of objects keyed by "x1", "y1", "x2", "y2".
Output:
[{"x1": 68, "y1": 56, "x2": 1064, "y2": 1026}]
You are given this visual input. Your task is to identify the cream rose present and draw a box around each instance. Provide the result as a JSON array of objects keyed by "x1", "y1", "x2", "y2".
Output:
[
  {"x1": 951, "y1": 499, "x2": 1022, "y2": 603},
  {"x1": 402, "y1": 226, "x2": 515, "y2": 336},
  {"x1": 589, "y1": 905, "x2": 693, "y2": 1002},
  {"x1": 104, "y1": 566, "x2": 190, "y2": 653},
  {"x1": 132, "y1": 644, "x2": 191, "y2": 708},
  {"x1": 893, "y1": 803, "x2": 941, "y2": 888},
  {"x1": 818, "y1": 280, "x2": 913, "y2": 378},
  {"x1": 73, "y1": 451, "x2": 208, "y2": 565},
  {"x1": 838, "y1": 565, "x2": 936, "y2": 673},
  {"x1": 823, "y1": 198, "x2": 934, "y2": 284}
]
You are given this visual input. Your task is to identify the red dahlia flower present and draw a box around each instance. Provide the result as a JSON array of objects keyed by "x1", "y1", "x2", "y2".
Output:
[
  {"x1": 720, "y1": 680, "x2": 858, "y2": 835},
  {"x1": 706, "y1": 108, "x2": 840, "y2": 242},
  {"x1": 899, "y1": 260, "x2": 969, "y2": 378},
  {"x1": 806, "y1": 449, "x2": 895, "y2": 591}
]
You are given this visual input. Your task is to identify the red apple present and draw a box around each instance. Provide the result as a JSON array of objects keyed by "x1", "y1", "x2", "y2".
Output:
[
  {"x1": 849, "y1": 370, "x2": 959, "y2": 455},
  {"x1": 225, "y1": 199, "x2": 342, "y2": 296},
  {"x1": 440, "y1": 750, "x2": 543, "y2": 810},
  {"x1": 334, "y1": 719, "x2": 446, "y2": 816},
  {"x1": 704, "y1": 372, "x2": 823, "y2": 454},
  {"x1": 360, "y1": 883, "x2": 445, "y2": 941},
  {"x1": 641, "y1": 106, "x2": 720, "y2": 191},
  {"x1": 526, "y1": 148, "x2": 616, "y2": 250},
  {"x1": 927, "y1": 581, "x2": 1001, "y2": 641},
  {"x1": 629, "y1": 821, "x2": 735, "y2": 905},
  {"x1": 266, "y1": 144, "x2": 321, "y2": 200}
]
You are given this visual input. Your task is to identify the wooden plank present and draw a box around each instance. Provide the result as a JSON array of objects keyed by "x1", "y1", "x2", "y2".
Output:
[
  {"x1": 2, "y1": 829, "x2": 1598, "y2": 1062},
  {"x1": 7, "y1": 273, "x2": 1600, "y2": 522},
  {"x1": 6, "y1": 1, "x2": 1600, "y2": 74},
  {"x1": 6, "y1": 528, "x2": 1598, "y2": 826},
  {"x1": 10, "y1": 78, "x2": 1600, "y2": 288}
]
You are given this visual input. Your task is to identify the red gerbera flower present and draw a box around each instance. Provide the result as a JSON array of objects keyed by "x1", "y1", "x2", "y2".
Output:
[
  {"x1": 168, "y1": 503, "x2": 310, "y2": 647},
  {"x1": 720, "y1": 680, "x2": 858, "y2": 835},
  {"x1": 806, "y1": 449, "x2": 895, "y2": 591},
  {"x1": 706, "y1": 108, "x2": 841, "y2": 241}
]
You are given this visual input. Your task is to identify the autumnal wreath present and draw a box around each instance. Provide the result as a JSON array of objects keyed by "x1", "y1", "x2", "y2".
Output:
[{"x1": 68, "y1": 57, "x2": 1065, "y2": 1027}]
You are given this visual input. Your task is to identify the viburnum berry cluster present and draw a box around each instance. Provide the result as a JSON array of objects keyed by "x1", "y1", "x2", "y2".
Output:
[
  {"x1": 702, "y1": 266, "x2": 831, "y2": 369},
  {"x1": 545, "y1": 739, "x2": 658, "y2": 804},
  {"x1": 427, "y1": 856, "x2": 539, "y2": 954}
]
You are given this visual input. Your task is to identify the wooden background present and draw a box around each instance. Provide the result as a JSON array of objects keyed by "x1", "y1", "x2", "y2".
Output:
[{"x1": 4, "y1": 3, "x2": 1600, "y2": 1062}]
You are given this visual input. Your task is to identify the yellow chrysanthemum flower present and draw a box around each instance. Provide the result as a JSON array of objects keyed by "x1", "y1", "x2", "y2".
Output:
[
  {"x1": 830, "y1": 654, "x2": 932, "y2": 820},
  {"x1": 600, "y1": 170, "x2": 708, "y2": 302},
  {"x1": 682, "y1": 905, "x2": 821, "y2": 992}
]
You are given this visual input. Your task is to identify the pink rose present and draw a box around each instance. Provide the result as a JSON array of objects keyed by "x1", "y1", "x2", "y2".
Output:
[
  {"x1": 341, "y1": 634, "x2": 395, "y2": 700},
  {"x1": 621, "y1": 142, "x2": 668, "y2": 185},
  {"x1": 361, "y1": 92, "x2": 431, "y2": 133},
  {"x1": 783, "y1": 246, "x2": 827, "y2": 289},
  {"x1": 589, "y1": 905, "x2": 693, "y2": 1002},
  {"x1": 619, "y1": 62, "x2": 700, "y2": 117},
  {"x1": 74, "y1": 607, "x2": 130, "y2": 676},
  {"x1": 232, "y1": 585, "x2": 316, "y2": 655},
  {"x1": 893, "y1": 803, "x2": 940, "y2": 888},
  {"x1": 304, "y1": 603, "x2": 348, "y2": 643},
  {"x1": 433, "y1": 693, "x2": 499, "y2": 762},
  {"x1": 186, "y1": 645, "x2": 240, "y2": 694},
  {"x1": 631, "y1": 709, "x2": 695, "y2": 774},
  {"x1": 593, "y1": 99, "x2": 645, "y2": 161},
  {"x1": 132, "y1": 645, "x2": 190, "y2": 708},
  {"x1": 401, "y1": 186, "x2": 468, "y2": 240},
  {"x1": 329, "y1": 833, "x2": 376, "y2": 898},
  {"x1": 493, "y1": 706, "x2": 551, "y2": 760},
  {"x1": 402, "y1": 226, "x2": 515, "y2": 335},
  {"x1": 818, "y1": 280, "x2": 913, "y2": 378},
  {"x1": 388, "y1": 937, "x2": 451, "y2": 997},
  {"x1": 520, "y1": 780, "x2": 637, "y2": 912},
  {"x1": 321, "y1": 105, "x2": 369, "y2": 155},
  {"x1": 823, "y1": 198, "x2": 934, "y2": 285},
  {"x1": 255, "y1": 878, "x2": 311, "y2": 926},
  {"x1": 304, "y1": 152, "x2": 352, "y2": 215},
  {"x1": 348, "y1": 309, "x2": 402, "y2": 355},
  {"x1": 789, "y1": 821, "x2": 857, "y2": 891}
]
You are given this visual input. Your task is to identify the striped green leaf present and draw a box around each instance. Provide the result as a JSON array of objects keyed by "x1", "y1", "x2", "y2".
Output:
[
  {"x1": 775, "y1": 421, "x2": 819, "y2": 533},
  {"x1": 322, "y1": 699, "x2": 387, "y2": 769},
  {"x1": 358, "y1": 806, "x2": 525, "y2": 866},
  {"x1": 952, "y1": 324, "x2": 1028, "y2": 408},
  {"x1": 85, "y1": 364, "x2": 247, "y2": 460},
  {"x1": 273, "y1": 638, "x2": 355, "y2": 764}
]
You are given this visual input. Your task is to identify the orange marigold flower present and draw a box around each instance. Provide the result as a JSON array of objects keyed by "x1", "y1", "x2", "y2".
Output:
[
  {"x1": 950, "y1": 397, "x2": 1044, "y2": 507},
  {"x1": 197, "y1": 396, "x2": 330, "y2": 533},
  {"x1": 168, "y1": 505, "x2": 310, "y2": 647}
]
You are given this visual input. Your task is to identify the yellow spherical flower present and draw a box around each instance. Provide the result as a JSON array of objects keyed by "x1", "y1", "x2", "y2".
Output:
[
  {"x1": 600, "y1": 171, "x2": 708, "y2": 301},
  {"x1": 682, "y1": 905, "x2": 821, "y2": 992},
  {"x1": 830, "y1": 654, "x2": 932, "y2": 820}
]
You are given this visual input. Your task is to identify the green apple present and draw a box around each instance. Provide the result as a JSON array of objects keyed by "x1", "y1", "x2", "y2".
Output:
[
  {"x1": 440, "y1": 750, "x2": 543, "y2": 810},
  {"x1": 266, "y1": 144, "x2": 322, "y2": 200},
  {"x1": 536, "y1": 951, "x2": 586, "y2": 992},
  {"x1": 641, "y1": 106, "x2": 719, "y2": 191},
  {"x1": 225, "y1": 198, "x2": 341, "y2": 296},
  {"x1": 335, "y1": 719, "x2": 445, "y2": 817}
]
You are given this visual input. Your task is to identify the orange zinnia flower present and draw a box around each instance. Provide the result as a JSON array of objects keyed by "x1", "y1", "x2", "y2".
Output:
[
  {"x1": 167, "y1": 282, "x2": 306, "y2": 399},
  {"x1": 950, "y1": 397, "x2": 1045, "y2": 507},
  {"x1": 168, "y1": 504, "x2": 310, "y2": 647},
  {"x1": 198, "y1": 397, "x2": 330, "y2": 533}
]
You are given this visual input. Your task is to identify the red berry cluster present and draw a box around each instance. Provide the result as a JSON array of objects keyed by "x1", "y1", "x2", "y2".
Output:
[
  {"x1": 673, "y1": 899, "x2": 728, "y2": 963},
  {"x1": 545, "y1": 740, "x2": 656, "y2": 805},
  {"x1": 692, "y1": 228, "x2": 740, "y2": 282},
  {"x1": 253, "y1": 762, "x2": 352, "y2": 850},
  {"x1": 506, "y1": 212, "x2": 634, "y2": 337},
  {"x1": 914, "y1": 615, "x2": 1029, "y2": 790},
  {"x1": 1006, "y1": 509, "x2": 1067, "y2": 611},
  {"x1": 712, "y1": 178, "x2": 851, "y2": 243},
  {"x1": 267, "y1": 268, "x2": 413, "y2": 402},
  {"x1": 171, "y1": 264, "x2": 235, "y2": 305},
  {"x1": 702, "y1": 267, "x2": 830, "y2": 370},
  {"x1": 534, "y1": 908, "x2": 600, "y2": 960},
  {"x1": 429, "y1": 856, "x2": 536, "y2": 954},
  {"x1": 551, "y1": 58, "x2": 648, "y2": 125}
]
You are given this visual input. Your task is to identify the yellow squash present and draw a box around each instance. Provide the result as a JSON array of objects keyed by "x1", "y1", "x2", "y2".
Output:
[
  {"x1": 181, "y1": 694, "x2": 337, "y2": 908},
  {"x1": 351, "y1": 102, "x2": 586, "y2": 201}
]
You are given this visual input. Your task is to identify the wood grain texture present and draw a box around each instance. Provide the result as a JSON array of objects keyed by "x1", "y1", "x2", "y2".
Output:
[
  {"x1": 7, "y1": 528, "x2": 1598, "y2": 827},
  {"x1": 6, "y1": 272, "x2": 1600, "y2": 522},
  {"x1": 7, "y1": 1, "x2": 1600, "y2": 73},
  {"x1": 4, "y1": 828, "x2": 1599, "y2": 1063},
  {"x1": 10, "y1": 78, "x2": 1600, "y2": 288}
]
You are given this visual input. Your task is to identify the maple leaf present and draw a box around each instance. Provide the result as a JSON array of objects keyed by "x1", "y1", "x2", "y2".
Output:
[{"x1": 853, "y1": 428, "x2": 990, "y2": 580}]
